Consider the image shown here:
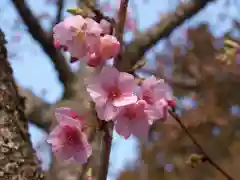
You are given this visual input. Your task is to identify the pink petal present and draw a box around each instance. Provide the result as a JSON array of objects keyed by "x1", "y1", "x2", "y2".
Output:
[
  {"x1": 46, "y1": 126, "x2": 64, "y2": 146},
  {"x1": 100, "y1": 35, "x2": 120, "y2": 60},
  {"x1": 145, "y1": 99, "x2": 168, "y2": 120},
  {"x1": 85, "y1": 18, "x2": 103, "y2": 36},
  {"x1": 64, "y1": 15, "x2": 86, "y2": 34},
  {"x1": 113, "y1": 94, "x2": 137, "y2": 107},
  {"x1": 67, "y1": 38, "x2": 88, "y2": 59},
  {"x1": 55, "y1": 112, "x2": 82, "y2": 129},
  {"x1": 117, "y1": 72, "x2": 136, "y2": 93},
  {"x1": 130, "y1": 119, "x2": 149, "y2": 139},
  {"x1": 87, "y1": 53, "x2": 103, "y2": 67},
  {"x1": 100, "y1": 19, "x2": 111, "y2": 34},
  {"x1": 55, "y1": 107, "x2": 72, "y2": 117},
  {"x1": 141, "y1": 76, "x2": 158, "y2": 90},
  {"x1": 100, "y1": 67, "x2": 119, "y2": 90},
  {"x1": 114, "y1": 117, "x2": 131, "y2": 139},
  {"x1": 86, "y1": 77, "x2": 107, "y2": 106},
  {"x1": 95, "y1": 102, "x2": 120, "y2": 120},
  {"x1": 85, "y1": 34, "x2": 101, "y2": 54}
]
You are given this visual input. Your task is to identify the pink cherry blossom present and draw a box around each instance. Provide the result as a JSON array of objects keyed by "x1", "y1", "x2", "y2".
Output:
[
  {"x1": 86, "y1": 67, "x2": 138, "y2": 120},
  {"x1": 47, "y1": 107, "x2": 91, "y2": 164},
  {"x1": 53, "y1": 15, "x2": 103, "y2": 61},
  {"x1": 144, "y1": 99, "x2": 168, "y2": 123},
  {"x1": 87, "y1": 35, "x2": 120, "y2": 67},
  {"x1": 139, "y1": 76, "x2": 172, "y2": 120},
  {"x1": 114, "y1": 100, "x2": 149, "y2": 139}
]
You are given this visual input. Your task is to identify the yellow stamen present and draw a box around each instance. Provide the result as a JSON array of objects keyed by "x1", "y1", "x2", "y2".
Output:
[{"x1": 76, "y1": 31, "x2": 84, "y2": 40}]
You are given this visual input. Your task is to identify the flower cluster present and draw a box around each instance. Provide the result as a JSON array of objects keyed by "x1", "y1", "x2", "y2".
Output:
[
  {"x1": 47, "y1": 12, "x2": 174, "y2": 164},
  {"x1": 47, "y1": 107, "x2": 91, "y2": 163},
  {"x1": 86, "y1": 67, "x2": 174, "y2": 139},
  {"x1": 53, "y1": 15, "x2": 120, "y2": 67}
]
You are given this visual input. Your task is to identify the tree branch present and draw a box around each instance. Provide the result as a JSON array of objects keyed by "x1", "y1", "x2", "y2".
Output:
[
  {"x1": 11, "y1": 0, "x2": 74, "y2": 98},
  {"x1": 169, "y1": 110, "x2": 234, "y2": 180},
  {"x1": 53, "y1": 0, "x2": 64, "y2": 26},
  {"x1": 0, "y1": 28, "x2": 45, "y2": 180},
  {"x1": 17, "y1": 86, "x2": 52, "y2": 132},
  {"x1": 116, "y1": 0, "x2": 215, "y2": 71}
]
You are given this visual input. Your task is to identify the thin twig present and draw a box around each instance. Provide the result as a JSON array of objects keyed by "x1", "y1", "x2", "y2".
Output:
[
  {"x1": 169, "y1": 110, "x2": 234, "y2": 180},
  {"x1": 11, "y1": 0, "x2": 74, "y2": 98},
  {"x1": 53, "y1": 0, "x2": 64, "y2": 26},
  {"x1": 82, "y1": 0, "x2": 115, "y2": 24}
]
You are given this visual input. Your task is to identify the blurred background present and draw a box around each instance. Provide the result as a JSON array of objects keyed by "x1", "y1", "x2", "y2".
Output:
[{"x1": 0, "y1": 0, "x2": 240, "y2": 179}]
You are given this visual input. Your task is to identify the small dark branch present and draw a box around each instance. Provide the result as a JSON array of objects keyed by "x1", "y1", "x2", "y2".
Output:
[
  {"x1": 114, "y1": 0, "x2": 130, "y2": 67},
  {"x1": 117, "y1": 0, "x2": 214, "y2": 71},
  {"x1": 53, "y1": 0, "x2": 64, "y2": 26},
  {"x1": 81, "y1": 0, "x2": 115, "y2": 24},
  {"x1": 11, "y1": 0, "x2": 74, "y2": 98},
  {"x1": 116, "y1": 0, "x2": 129, "y2": 45},
  {"x1": 169, "y1": 110, "x2": 234, "y2": 180},
  {"x1": 0, "y1": 28, "x2": 45, "y2": 180}
]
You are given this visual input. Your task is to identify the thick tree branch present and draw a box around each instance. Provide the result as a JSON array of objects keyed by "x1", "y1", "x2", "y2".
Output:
[
  {"x1": 0, "y1": 28, "x2": 45, "y2": 180},
  {"x1": 11, "y1": 0, "x2": 74, "y2": 98},
  {"x1": 116, "y1": 0, "x2": 215, "y2": 71},
  {"x1": 17, "y1": 86, "x2": 52, "y2": 132}
]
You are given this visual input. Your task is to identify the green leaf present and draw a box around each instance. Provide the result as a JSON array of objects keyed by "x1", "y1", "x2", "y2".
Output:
[{"x1": 67, "y1": 8, "x2": 84, "y2": 15}]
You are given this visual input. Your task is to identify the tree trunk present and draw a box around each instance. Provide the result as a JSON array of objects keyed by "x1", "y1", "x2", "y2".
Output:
[{"x1": 0, "y1": 29, "x2": 45, "y2": 180}]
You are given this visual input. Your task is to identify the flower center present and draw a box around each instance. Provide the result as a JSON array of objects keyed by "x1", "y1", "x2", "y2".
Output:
[
  {"x1": 76, "y1": 31, "x2": 84, "y2": 40},
  {"x1": 63, "y1": 125, "x2": 80, "y2": 145},
  {"x1": 108, "y1": 86, "x2": 121, "y2": 100}
]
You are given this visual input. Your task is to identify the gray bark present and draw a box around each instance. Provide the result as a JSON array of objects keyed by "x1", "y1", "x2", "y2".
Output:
[{"x1": 0, "y1": 29, "x2": 45, "y2": 180}]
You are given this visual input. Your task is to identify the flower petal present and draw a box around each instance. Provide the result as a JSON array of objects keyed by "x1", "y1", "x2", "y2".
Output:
[
  {"x1": 113, "y1": 94, "x2": 137, "y2": 107},
  {"x1": 100, "y1": 67, "x2": 119, "y2": 90},
  {"x1": 114, "y1": 117, "x2": 131, "y2": 139},
  {"x1": 130, "y1": 119, "x2": 149, "y2": 140},
  {"x1": 117, "y1": 72, "x2": 136, "y2": 93},
  {"x1": 95, "y1": 102, "x2": 120, "y2": 120},
  {"x1": 86, "y1": 77, "x2": 107, "y2": 106}
]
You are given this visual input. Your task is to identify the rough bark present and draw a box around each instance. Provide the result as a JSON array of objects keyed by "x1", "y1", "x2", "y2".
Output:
[{"x1": 0, "y1": 29, "x2": 45, "y2": 180}]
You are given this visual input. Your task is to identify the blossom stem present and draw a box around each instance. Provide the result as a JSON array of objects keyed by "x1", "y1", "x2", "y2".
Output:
[
  {"x1": 98, "y1": 121, "x2": 113, "y2": 180},
  {"x1": 168, "y1": 110, "x2": 234, "y2": 180}
]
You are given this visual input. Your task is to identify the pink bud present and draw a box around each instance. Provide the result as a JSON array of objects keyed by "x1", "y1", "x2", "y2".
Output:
[
  {"x1": 167, "y1": 100, "x2": 176, "y2": 107},
  {"x1": 87, "y1": 53, "x2": 102, "y2": 67},
  {"x1": 54, "y1": 40, "x2": 61, "y2": 48}
]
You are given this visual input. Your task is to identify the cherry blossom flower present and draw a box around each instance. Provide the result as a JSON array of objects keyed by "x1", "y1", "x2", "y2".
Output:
[
  {"x1": 139, "y1": 76, "x2": 173, "y2": 121},
  {"x1": 53, "y1": 15, "x2": 102, "y2": 62},
  {"x1": 86, "y1": 67, "x2": 138, "y2": 120},
  {"x1": 114, "y1": 100, "x2": 149, "y2": 139},
  {"x1": 47, "y1": 107, "x2": 91, "y2": 164},
  {"x1": 87, "y1": 35, "x2": 120, "y2": 67}
]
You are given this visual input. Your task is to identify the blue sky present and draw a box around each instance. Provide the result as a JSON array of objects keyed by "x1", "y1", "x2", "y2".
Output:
[{"x1": 0, "y1": 0, "x2": 239, "y2": 179}]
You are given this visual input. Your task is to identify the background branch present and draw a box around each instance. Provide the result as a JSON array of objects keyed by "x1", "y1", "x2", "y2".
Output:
[
  {"x1": 116, "y1": 0, "x2": 215, "y2": 71},
  {"x1": 11, "y1": 0, "x2": 74, "y2": 98}
]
